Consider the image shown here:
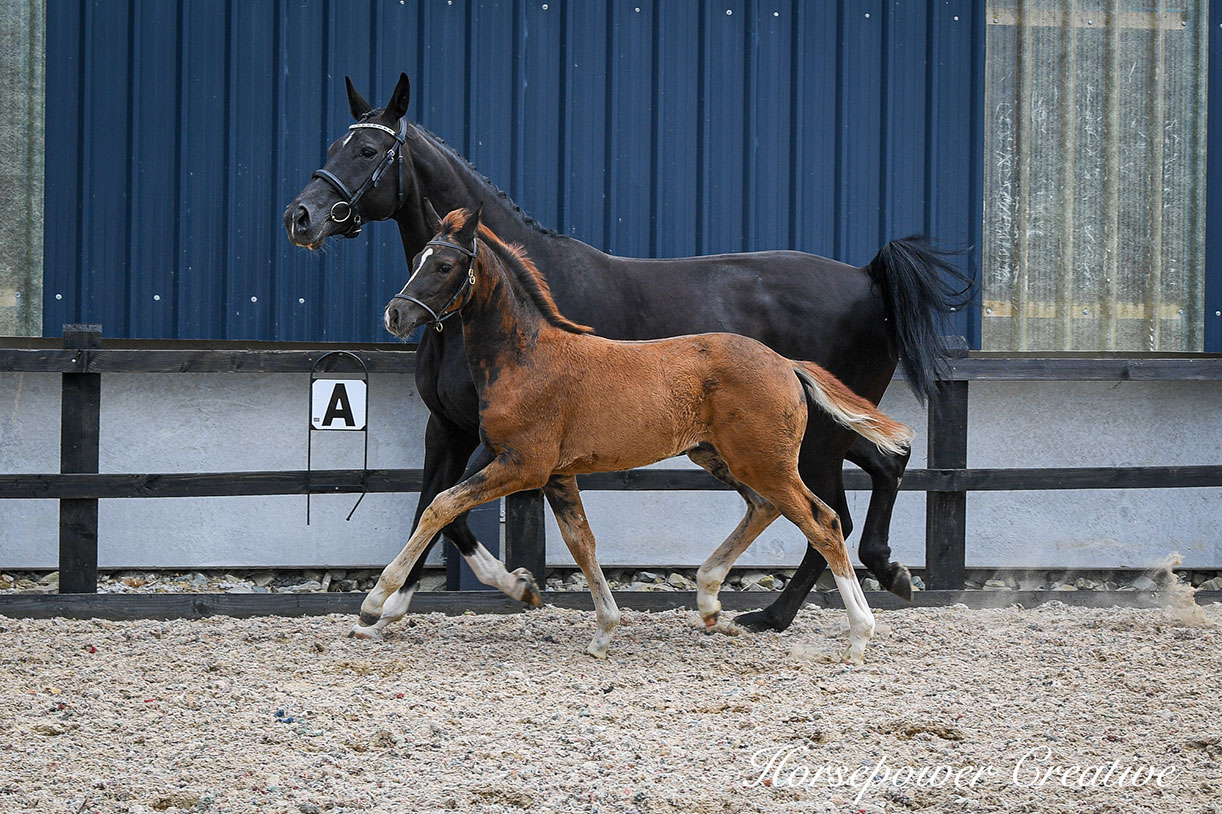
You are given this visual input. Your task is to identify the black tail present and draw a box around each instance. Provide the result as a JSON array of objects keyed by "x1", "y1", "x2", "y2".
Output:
[{"x1": 865, "y1": 237, "x2": 976, "y2": 404}]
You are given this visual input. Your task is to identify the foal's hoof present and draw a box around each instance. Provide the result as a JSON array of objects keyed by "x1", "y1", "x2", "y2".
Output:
[
  {"x1": 840, "y1": 645, "x2": 866, "y2": 666},
  {"x1": 701, "y1": 611, "x2": 720, "y2": 631},
  {"x1": 884, "y1": 563, "x2": 914, "y2": 603},
  {"x1": 349, "y1": 622, "x2": 383, "y2": 640},
  {"x1": 734, "y1": 608, "x2": 786, "y2": 633},
  {"x1": 512, "y1": 568, "x2": 543, "y2": 609},
  {"x1": 585, "y1": 642, "x2": 609, "y2": 660}
]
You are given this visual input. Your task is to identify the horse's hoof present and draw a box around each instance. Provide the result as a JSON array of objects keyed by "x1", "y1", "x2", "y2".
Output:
[
  {"x1": 350, "y1": 622, "x2": 382, "y2": 640},
  {"x1": 585, "y1": 643, "x2": 608, "y2": 660},
  {"x1": 734, "y1": 609, "x2": 786, "y2": 633},
  {"x1": 512, "y1": 568, "x2": 543, "y2": 609},
  {"x1": 885, "y1": 563, "x2": 914, "y2": 603},
  {"x1": 702, "y1": 611, "x2": 720, "y2": 631},
  {"x1": 840, "y1": 646, "x2": 865, "y2": 666}
]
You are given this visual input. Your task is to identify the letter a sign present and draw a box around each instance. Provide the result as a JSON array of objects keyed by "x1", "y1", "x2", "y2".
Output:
[{"x1": 311, "y1": 379, "x2": 367, "y2": 431}]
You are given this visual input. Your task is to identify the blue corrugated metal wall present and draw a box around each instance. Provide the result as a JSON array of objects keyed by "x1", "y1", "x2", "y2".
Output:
[{"x1": 43, "y1": 0, "x2": 982, "y2": 344}]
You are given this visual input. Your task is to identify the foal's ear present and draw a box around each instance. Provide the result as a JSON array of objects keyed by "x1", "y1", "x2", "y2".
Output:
[
  {"x1": 345, "y1": 76, "x2": 372, "y2": 120},
  {"x1": 455, "y1": 202, "x2": 482, "y2": 246},
  {"x1": 423, "y1": 198, "x2": 442, "y2": 233},
  {"x1": 385, "y1": 72, "x2": 411, "y2": 122}
]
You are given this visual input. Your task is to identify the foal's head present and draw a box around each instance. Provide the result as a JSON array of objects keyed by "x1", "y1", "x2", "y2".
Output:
[
  {"x1": 284, "y1": 73, "x2": 414, "y2": 249},
  {"x1": 384, "y1": 205, "x2": 483, "y2": 338}
]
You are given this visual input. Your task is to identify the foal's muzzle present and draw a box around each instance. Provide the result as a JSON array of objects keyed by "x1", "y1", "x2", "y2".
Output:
[{"x1": 384, "y1": 300, "x2": 429, "y2": 338}]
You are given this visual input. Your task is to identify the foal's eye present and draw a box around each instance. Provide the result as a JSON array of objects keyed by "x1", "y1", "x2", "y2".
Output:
[{"x1": 359, "y1": 147, "x2": 377, "y2": 158}]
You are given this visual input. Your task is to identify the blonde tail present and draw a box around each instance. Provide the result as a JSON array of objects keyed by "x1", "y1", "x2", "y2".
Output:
[{"x1": 792, "y1": 362, "x2": 915, "y2": 455}]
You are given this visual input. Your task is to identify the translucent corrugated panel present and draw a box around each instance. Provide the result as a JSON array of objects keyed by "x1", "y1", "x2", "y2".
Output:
[
  {"x1": 983, "y1": 0, "x2": 1207, "y2": 351},
  {"x1": 0, "y1": 0, "x2": 44, "y2": 338}
]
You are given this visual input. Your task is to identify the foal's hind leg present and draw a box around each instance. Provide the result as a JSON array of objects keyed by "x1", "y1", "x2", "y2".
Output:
[
  {"x1": 543, "y1": 476, "x2": 620, "y2": 659},
  {"x1": 735, "y1": 469, "x2": 876, "y2": 663},
  {"x1": 686, "y1": 445, "x2": 781, "y2": 629}
]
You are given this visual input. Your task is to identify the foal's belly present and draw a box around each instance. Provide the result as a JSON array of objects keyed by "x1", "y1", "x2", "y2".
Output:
[{"x1": 553, "y1": 422, "x2": 704, "y2": 475}]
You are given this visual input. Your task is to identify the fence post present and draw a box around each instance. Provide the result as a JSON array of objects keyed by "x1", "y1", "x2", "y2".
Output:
[
  {"x1": 504, "y1": 490, "x2": 546, "y2": 584},
  {"x1": 925, "y1": 338, "x2": 969, "y2": 590},
  {"x1": 59, "y1": 324, "x2": 102, "y2": 593}
]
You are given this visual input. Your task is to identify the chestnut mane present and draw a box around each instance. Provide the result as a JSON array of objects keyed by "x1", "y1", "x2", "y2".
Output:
[{"x1": 440, "y1": 210, "x2": 593, "y2": 335}]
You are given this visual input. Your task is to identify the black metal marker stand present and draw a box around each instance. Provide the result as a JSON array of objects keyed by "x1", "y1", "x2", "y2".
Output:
[{"x1": 307, "y1": 351, "x2": 370, "y2": 524}]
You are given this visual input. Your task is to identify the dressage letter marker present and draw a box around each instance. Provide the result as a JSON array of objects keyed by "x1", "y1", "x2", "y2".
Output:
[
  {"x1": 311, "y1": 379, "x2": 367, "y2": 430},
  {"x1": 307, "y1": 352, "x2": 371, "y2": 524}
]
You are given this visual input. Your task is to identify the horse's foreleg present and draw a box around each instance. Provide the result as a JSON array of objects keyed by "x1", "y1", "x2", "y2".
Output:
[
  {"x1": 844, "y1": 437, "x2": 913, "y2": 601},
  {"x1": 686, "y1": 446, "x2": 782, "y2": 629},
  {"x1": 543, "y1": 476, "x2": 619, "y2": 659},
  {"x1": 353, "y1": 458, "x2": 540, "y2": 638}
]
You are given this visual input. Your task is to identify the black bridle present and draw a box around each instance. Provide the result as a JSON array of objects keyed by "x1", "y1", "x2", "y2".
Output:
[
  {"x1": 311, "y1": 117, "x2": 409, "y2": 238},
  {"x1": 390, "y1": 239, "x2": 479, "y2": 332}
]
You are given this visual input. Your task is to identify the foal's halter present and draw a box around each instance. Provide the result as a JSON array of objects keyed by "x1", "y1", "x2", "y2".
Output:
[
  {"x1": 391, "y1": 238, "x2": 479, "y2": 332},
  {"x1": 311, "y1": 118, "x2": 409, "y2": 238}
]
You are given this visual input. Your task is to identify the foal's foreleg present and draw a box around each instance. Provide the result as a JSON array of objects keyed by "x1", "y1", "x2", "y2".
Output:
[
  {"x1": 445, "y1": 444, "x2": 542, "y2": 606},
  {"x1": 390, "y1": 418, "x2": 540, "y2": 623},
  {"x1": 687, "y1": 446, "x2": 781, "y2": 628},
  {"x1": 543, "y1": 476, "x2": 620, "y2": 659},
  {"x1": 353, "y1": 458, "x2": 539, "y2": 638}
]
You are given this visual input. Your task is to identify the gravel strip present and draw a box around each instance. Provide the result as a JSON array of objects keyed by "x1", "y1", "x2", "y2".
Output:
[{"x1": 1, "y1": 601, "x2": 1219, "y2": 813}]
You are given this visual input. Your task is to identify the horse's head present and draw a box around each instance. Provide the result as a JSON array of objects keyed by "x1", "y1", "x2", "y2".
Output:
[
  {"x1": 284, "y1": 73, "x2": 413, "y2": 250},
  {"x1": 384, "y1": 204, "x2": 483, "y2": 338}
]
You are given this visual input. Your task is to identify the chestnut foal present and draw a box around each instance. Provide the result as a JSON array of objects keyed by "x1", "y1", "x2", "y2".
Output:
[{"x1": 361, "y1": 207, "x2": 914, "y2": 663}]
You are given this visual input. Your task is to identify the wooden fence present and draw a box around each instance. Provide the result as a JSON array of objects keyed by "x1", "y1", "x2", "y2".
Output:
[{"x1": 2, "y1": 325, "x2": 1220, "y2": 612}]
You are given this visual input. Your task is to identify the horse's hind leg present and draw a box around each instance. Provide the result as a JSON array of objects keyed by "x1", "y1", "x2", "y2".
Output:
[
  {"x1": 845, "y1": 437, "x2": 913, "y2": 600},
  {"x1": 543, "y1": 476, "x2": 620, "y2": 659},
  {"x1": 686, "y1": 445, "x2": 781, "y2": 629}
]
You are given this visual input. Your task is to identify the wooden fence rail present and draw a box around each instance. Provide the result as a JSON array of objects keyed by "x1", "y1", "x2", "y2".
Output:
[{"x1": 2, "y1": 326, "x2": 1221, "y2": 599}]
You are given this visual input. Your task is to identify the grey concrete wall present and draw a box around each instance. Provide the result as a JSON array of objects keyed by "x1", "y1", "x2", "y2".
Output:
[{"x1": 1, "y1": 371, "x2": 1218, "y2": 570}]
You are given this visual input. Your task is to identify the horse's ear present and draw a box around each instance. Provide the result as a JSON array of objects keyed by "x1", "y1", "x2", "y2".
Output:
[
  {"x1": 346, "y1": 76, "x2": 372, "y2": 120},
  {"x1": 423, "y1": 198, "x2": 442, "y2": 233},
  {"x1": 386, "y1": 72, "x2": 411, "y2": 122}
]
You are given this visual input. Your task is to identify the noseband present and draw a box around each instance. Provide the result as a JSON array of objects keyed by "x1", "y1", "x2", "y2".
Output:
[
  {"x1": 311, "y1": 118, "x2": 409, "y2": 238},
  {"x1": 390, "y1": 239, "x2": 479, "y2": 332}
]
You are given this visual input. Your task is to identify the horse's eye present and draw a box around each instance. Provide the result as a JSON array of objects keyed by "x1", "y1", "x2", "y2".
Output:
[
  {"x1": 437, "y1": 263, "x2": 452, "y2": 274},
  {"x1": 360, "y1": 147, "x2": 377, "y2": 158}
]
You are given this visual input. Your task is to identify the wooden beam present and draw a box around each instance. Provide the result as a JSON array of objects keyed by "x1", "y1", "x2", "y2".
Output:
[
  {"x1": 926, "y1": 380, "x2": 969, "y2": 590},
  {"x1": 58, "y1": 325, "x2": 102, "y2": 594},
  {"x1": 4, "y1": 346, "x2": 1220, "y2": 380},
  {"x1": 2, "y1": 464, "x2": 1219, "y2": 500},
  {"x1": 0, "y1": 589, "x2": 1213, "y2": 621}
]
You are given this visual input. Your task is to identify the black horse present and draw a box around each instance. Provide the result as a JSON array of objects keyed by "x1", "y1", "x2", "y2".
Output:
[{"x1": 284, "y1": 73, "x2": 970, "y2": 632}]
